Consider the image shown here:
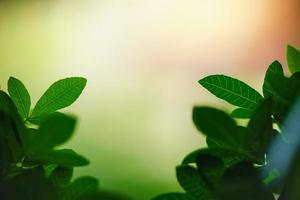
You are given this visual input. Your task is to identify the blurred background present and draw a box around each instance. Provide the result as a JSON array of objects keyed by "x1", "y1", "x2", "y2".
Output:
[{"x1": 0, "y1": 0, "x2": 300, "y2": 199}]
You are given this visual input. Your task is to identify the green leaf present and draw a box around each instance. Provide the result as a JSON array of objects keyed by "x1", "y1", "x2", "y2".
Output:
[
  {"x1": 0, "y1": 91, "x2": 27, "y2": 148},
  {"x1": 30, "y1": 149, "x2": 89, "y2": 167},
  {"x1": 31, "y1": 77, "x2": 87, "y2": 118},
  {"x1": 231, "y1": 108, "x2": 252, "y2": 119},
  {"x1": 199, "y1": 75, "x2": 263, "y2": 110},
  {"x1": 27, "y1": 113, "x2": 76, "y2": 154},
  {"x1": 287, "y1": 45, "x2": 300, "y2": 74},
  {"x1": 0, "y1": 112, "x2": 23, "y2": 169},
  {"x1": 7, "y1": 77, "x2": 31, "y2": 119},
  {"x1": 152, "y1": 193, "x2": 196, "y2": 200},
  {"x1": 215, "y1": 162, "x2": 275, "y2": 200},
  {"x1": 193, "y1": 107, "x2": 243, "y2": 149},
  {"x1": 176, "y1": 165, "x2": 213, "y2": 199},
  {"x1": 63, "y1": 176, "x2": 99, "y2": 200},
  {"x1": 263, "y1": 61, "x2": 284, "y2": 98},
  {"x1": 28, "y1": 112, "x2": 66, "y2": 125},
  {"x1": 245, "y1": 99, "x2": 273, "y2": 163},
  {"x1": 44, "y1": 164, "x2": 58, "y2": 177},
  {"x1": 182, "y1": 148, "x2": 246, "y2": 167},
  {"x1": 49, "y1": 166, "x2": 74, "y2": 186}
]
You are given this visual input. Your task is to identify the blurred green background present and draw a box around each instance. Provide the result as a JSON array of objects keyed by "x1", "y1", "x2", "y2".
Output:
[{"x1": 0, "y1": 1, "x2": 300, "y2": 199}]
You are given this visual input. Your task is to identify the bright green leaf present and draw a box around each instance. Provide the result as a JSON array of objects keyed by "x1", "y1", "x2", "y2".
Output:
[
  {"x1": 7, "y1": 77, "x2": 31, "y2": 119},
  {"x1": 199, "y1": 75, "x2": 263, "y2": 110},
  {"x1": 31, "y1": 77, "x2": 87, "y2": 118},
  {"x1": 287, "y1": 45, "x2": 300, "y2": 74},
  {"x1": 176, "y1": 165, "x2": 213, "y2": 199},
  {"x1": 27, "y1": 113, "x2": 76, "y2": 154}
]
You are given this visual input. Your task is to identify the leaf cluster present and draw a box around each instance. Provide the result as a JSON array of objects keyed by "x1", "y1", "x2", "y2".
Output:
[
  {"x1": 0, "y1": 77, "x2": 130, "y2": 200},
  {"x1": 152, "y1": 45, "x2": 300, "y2": 200}
]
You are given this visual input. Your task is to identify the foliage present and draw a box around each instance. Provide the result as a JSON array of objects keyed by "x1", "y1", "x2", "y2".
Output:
[
  {"x1": 0, "y1": 77, "x2": 130, "y2": 200},
  {"x1": 152, "y1": 45, "x2": 300, "y2": 200}
]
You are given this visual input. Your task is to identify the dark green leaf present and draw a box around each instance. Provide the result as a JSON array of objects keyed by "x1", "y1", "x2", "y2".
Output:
[
  {"x1": 7, "y1": 77, "x2": 31, "y2": 119},
  {"x1": 176, "y1": 165, "x2": 213, "y2": 199},
  {"x1": 49, "y1": 166, "x2": 73, "y2": 186},
  {"x1": 287, "y1": 45, "x2": 300, "y2": 74},
  {"x1": 0, "y1": 91, "x2": 27, "y2": 148},
  {"x1": 28, "y1": 112, "x2": 65, "y2": 125},
  {"x1": 31, "y1": 77, "x2": 87, "y2": 118},
  {"x1": 30, "y1": 149, "x2": 89, "y2": 167},
  {"x1": 63, "y1": 176, "x2": 99, "y2": 200},
  {"x1": 44, "y1": 164, "x2": 58, "y2": 177},
  {"x1": 27, "y1": 113, "x2": 76, "y2": 154},
  {"x1": 245, "y1": 99, "x2": 273, "y2": 163},
  {"x1": 0, "y1": 167, "x2": 59, "y2": 200},
  {"x1": 182, "y1": 148, "x2": 246, "y2": 167},
  {"x1": 215, "y1": 162, "x2": 275, "y2": 200},
  {"x1": 263, "y1": 61, "x2": 284, "y2": 98},
  {"x1": 193, "y1": 107, "x2": 243, "y2": 149},
  {"x1": 196, "y1": 154, "x2": 225, "y2": 189},
  {"x1": 79, "y1": 190, "x2": 132, "y2": 200},
  {"x1": 279, "y1": 151, "x2": 300, "y2": 200},
  {"x1": 152, "y1": 193, "x2": 196, "y2": 200},
  {"x1": 199, "y1": 75, "x2": 263, "y2": 109},
  {"x1": 231, "y1": 108, "x2": 253, "y2": 119}
]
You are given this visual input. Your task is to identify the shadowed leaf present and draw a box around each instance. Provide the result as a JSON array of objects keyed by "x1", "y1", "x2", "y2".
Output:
[
  {"x1": 152, "y1": 193, "x2": 196, "y2": 200},
  {"x1": 30, "y1": 149, "x2": 89, "y2": 167},
  {"x1": 176, "y1": 165, "x2": 213, "y2": 199},
  {"x1": 27, "y1": 113, "x2": 76, "y2": 154}
]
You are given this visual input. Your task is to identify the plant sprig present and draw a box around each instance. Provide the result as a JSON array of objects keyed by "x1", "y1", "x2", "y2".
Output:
[
  {"x1": 0, "y1": 77, "x2": 131, "y2": 200},
  {"x1": 152, "y1": 45, "x2": 300, "y2": 200}
]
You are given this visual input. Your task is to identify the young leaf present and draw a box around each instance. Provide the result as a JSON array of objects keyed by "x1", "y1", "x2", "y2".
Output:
[
  {"x1": 7, "y1": 77, "x2": 31, "y2": 119},
  {"x1": 27, "y1": 113, "x2": 76, "y2": 154},
  {"x1": 30, "y1": 149, "x2": 89, "y2": 167},
  {"x1": 263, "y1": 61, "x2": 284, "y2": 98},
  {"x1": 231, "y1": 108, "x2": 252, "y2": 119},
  {"x1": 176, "y1": 165, "x2": 213, "y2": 199},
  {"x1": 63, "y1": 176, "x2": 99, "y2": 200},
  {"x1": 287, "y1": 45, "x2": 300, "y2": 74},
  {"x1": 31, "y1": 77, "x2": 87, "y2": 118},
  {"x1": 152, "y1": 193, "x2": 195, "y2": 200},
  {"x1": 193, "y1": 107, "x2": 243, "y2": 149},
  {"x1": 199, "y1": 75, "x2": 263, "y2": 110}
]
